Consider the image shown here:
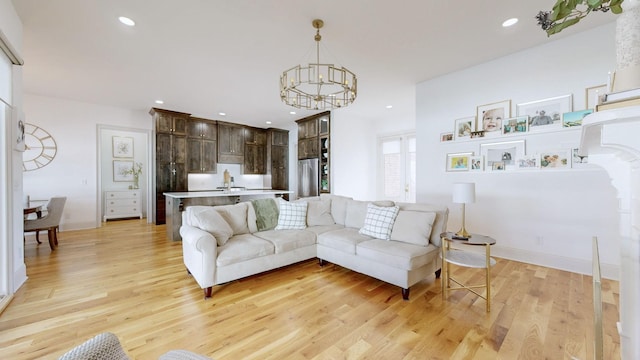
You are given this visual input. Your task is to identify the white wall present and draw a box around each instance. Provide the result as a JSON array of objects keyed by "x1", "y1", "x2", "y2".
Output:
[
  {"x1": 416, "y1": 23, "x2": 621, "y2": 279},
  {"x1": 23, "y1": 95, "x2": 150, "y2": 230}
]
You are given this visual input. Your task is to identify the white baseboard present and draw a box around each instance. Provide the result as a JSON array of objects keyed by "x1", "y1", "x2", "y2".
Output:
[{"x1": 492, "y1": 246, "x2": 619, "y2": 281}]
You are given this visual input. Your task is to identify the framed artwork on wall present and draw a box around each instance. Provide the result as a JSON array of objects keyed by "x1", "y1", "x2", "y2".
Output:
[
  {"x1": 585, "y1": 84, "x2": 607, "y2": 110},
  {"x1": 572, "y1": 148, "x2": 589, "y2": 168},
  {"x1": 540, "y1": 150, "x2": 571, "y2": 169},
  {"x1": 501, "y1": 116, "x2": 529, "y2": 135},
  {"x1": 113, "y1": 160, "x2": 134, "y2": 181},
  {"x1": 454, "y1": 116, "x2": 475, "y2": 140},
  {"x1": 516, "y1": 154, "x2": 539, "y2": 170},
  {"x1": 476, "y1": 100, "x2": 511, "y2": 135},
  {"x1": 440, "y1": 132, "x2": 454, "y2": 142},
  {"x1": 446, "y1": 152, "x2": 473, "y2": 172},
  {"x1": 113, "y1": 136, "x2": 134, "y2": 158},
  {"x1": 480, "y1": 140, "x2": 525, "y2": 171},
  {"x1": 469, "y1": 156, "x2": 483, "y2": 171},
  {"x1": 562, "y1": 109, "x2": 593, "y2": 127},
  {"x1": 517, "y1": 94, "x2": 572, "y2": 131}
]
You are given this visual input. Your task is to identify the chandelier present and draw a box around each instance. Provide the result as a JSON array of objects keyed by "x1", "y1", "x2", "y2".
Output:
[{"x1": 280, "y1": 19, "x2": 357, "y2": 110}]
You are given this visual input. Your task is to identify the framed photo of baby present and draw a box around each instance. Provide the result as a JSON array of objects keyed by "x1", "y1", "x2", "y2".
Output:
[
  {"x1": 454, "y1": 116, "x2": 475, "y2": 141},
  {"x1": 476, "y1": 100, "x2": 511, "y2": 136}
]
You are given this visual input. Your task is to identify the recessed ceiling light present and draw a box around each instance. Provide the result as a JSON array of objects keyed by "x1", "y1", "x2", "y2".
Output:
[
  {"x1": 502, "y1": 18, "x2": 518, "y2": 27},
  {"x1": 266, "y1": 121, "x2": 272, "y2": 125},
  {"x1": 289, "y1": 111, "x2": 296, "y2": 115},
  {"x1": 386, "y1": 105, "x2": 393, "y2": 109},
  {"x1": 218, "y1": 112, "x2": 226, "y2": 116},
  {"x1": 118, "y1": 16, "x2": 136, "y2": 27},
  {"x1": 154, "y1": 100, "x2": 164, "y2": 104}
]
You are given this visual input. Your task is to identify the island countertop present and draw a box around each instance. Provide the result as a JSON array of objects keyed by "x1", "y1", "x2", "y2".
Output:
[{"x1": 164, "y1": 189, "x2": 293, "y2": 198}]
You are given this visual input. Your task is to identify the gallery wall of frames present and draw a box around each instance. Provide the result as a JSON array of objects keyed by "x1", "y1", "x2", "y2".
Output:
[{"x1": 440, "y1": 85, "x2": 605, "y2": 173}]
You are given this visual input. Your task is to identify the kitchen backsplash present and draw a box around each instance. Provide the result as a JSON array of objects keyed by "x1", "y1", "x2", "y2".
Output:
[{"x1": 187, "y1": 163, "x2": 270, "y2": 191}]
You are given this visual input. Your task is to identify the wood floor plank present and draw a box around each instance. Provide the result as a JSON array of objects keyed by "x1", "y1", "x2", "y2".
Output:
[{"x1": 0, "y1": 219, "x2": 621, "y2": 359}]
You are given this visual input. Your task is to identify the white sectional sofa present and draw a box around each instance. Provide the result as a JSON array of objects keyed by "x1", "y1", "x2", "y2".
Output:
[{"x1": 180, "y1": 194, "x2": 448, "y2": 299}]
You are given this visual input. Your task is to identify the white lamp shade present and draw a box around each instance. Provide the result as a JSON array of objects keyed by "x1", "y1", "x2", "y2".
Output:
[{"x1": 452, "y1": 182, "x2": 476, "y2": 204}]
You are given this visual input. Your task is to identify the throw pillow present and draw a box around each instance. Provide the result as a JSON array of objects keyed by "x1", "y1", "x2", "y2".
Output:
[
  {"x1": 251, "y1": 198, "x2": 279, "y2": 231},
  {"x1": 191, "y1": 207, "x2": 234, "y2": 246},
  {"x1": 358, "y1": 203, "x2": 400, "y2": 240},
  {"x1": 305, "y1": 198, "x2": 335, "y2": 226},
  {"x1": 275, "y1": 200, "x2": 308, "y2": 230},
  {"x1": 390, "y1": 211, "x2": 436, "y2": 246},
  {"x1": 215, "y1": 202, "x2": 250, "y2": 235}
]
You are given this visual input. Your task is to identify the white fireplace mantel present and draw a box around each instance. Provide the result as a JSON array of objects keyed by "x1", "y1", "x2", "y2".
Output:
[{"x1": 580, "y1": 105, "x2": 640, "y2": 360}]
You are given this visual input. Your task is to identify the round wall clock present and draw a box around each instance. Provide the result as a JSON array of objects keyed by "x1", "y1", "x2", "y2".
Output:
[{"x1": 23, "y1": 123, "x2": 57, "y2": 171}]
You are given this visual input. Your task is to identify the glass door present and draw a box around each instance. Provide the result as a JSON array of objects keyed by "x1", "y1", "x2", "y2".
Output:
[{"x1": 378, "y1": 133, "x2": 416, "y2": 203}]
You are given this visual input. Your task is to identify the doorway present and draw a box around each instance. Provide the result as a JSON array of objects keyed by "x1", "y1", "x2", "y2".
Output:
[{"x1": 377, "y1": 132, "x2": 416, "y2": 203}]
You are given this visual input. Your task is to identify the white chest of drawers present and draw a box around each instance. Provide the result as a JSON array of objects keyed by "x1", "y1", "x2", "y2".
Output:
[{"x1": 103, "y1": 190, "x2": 143, "y2": 221}]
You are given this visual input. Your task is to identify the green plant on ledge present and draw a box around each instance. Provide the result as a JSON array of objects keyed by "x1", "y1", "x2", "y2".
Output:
[{"x1": 536, "y1": 0, "x2": 624, "y2": 36}]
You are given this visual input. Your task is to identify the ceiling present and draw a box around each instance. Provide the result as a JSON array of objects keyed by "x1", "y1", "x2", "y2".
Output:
[{"x1": 11, "y1": 0, "x2": 617, "y2": 128}]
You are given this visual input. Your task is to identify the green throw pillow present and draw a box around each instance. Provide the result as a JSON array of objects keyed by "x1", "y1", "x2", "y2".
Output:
[{"x1": 251, "y1": 198, "x2": 279, "y2": 231}]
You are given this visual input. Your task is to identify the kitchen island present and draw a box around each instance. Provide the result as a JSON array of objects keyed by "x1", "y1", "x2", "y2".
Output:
[{"x1": 163, "y1": 189, "x2": 293, "y2": 241}]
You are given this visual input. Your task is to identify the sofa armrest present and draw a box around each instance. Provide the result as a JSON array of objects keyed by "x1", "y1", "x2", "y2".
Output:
[{"x1": 180, "y1": 225, "x2": 218, "y2": 290}]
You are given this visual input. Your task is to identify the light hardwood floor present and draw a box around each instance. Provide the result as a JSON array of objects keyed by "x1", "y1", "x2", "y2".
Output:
[{"x1": 0, "y1": 219, "x2": 620, "y2": 359}]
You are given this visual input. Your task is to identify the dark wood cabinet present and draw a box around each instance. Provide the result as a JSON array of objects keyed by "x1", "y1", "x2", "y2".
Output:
[
  {"x1": 296, "y1": 111, "x2": 330, "y2": 194},
  {"x1": 244, "y1": 127, "x2": 267, "y2": 174},
  {"x1": 151, "y1": 108, "x2": 190, "y2": 224},
  {"x1": 187, "y1": 117, "x2": 217, "y2": 173},
  {"x1": 217, "y1": 122, "x2": 244, "y2": 164},
  {"x1": 268, "y1": 128, "x2": 289, "y2": 200}
]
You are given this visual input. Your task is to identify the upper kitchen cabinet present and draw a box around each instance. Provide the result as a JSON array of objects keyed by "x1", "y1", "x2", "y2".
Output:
[
  {"x1": 296, "y1": 111, "x2": 330, "y2": 160},
  {"x1": 244, "y1": 127, "x2": 267, "y2": 174},
  {"x1": 217, "y1": 121, "x2": 244, "y2": 164},
  {"x1": 187, "y1": 117, "x2": 217, "y2": 174},
  {"x1": 154, "y1": 108, "x2": 188, "y2": 135}
]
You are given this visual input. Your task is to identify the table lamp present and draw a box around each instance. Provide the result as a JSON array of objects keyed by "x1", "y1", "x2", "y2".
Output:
[{"x1": 452, "y1": 182, "x2": 475, "y2": 238}]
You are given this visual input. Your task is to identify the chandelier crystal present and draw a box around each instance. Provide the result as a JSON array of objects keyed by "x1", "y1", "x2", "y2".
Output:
[{"x1": 280, "y1": 19, "x2": 357, "y2": 110}]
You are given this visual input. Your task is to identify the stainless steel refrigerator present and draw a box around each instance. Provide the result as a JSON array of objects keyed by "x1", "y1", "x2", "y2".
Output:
[{"x1": 297, "y1": 158, "x2": 319, "y2": 198}]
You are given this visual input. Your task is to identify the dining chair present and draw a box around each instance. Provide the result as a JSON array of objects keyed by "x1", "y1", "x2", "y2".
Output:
[{"x1": 24, "y1": 196, "x2": 67, "y2": 250}]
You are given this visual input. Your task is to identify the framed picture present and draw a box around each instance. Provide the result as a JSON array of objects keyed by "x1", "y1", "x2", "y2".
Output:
[
  {"x1": 470, "y1": 130, "x2": 485, "y2": 139},
  {"x1": 492, "y1": 162, "x2": 506, "y2": 171},
  {"x1": 477, "y1": 100, "x2": 511, "y2": 135},
  {"x1": 540, "y1": 150, "x2": 571, "y2": 169},
  {"x1": 585, "y1": 84, "x2": 607, "y2": 110},
  {"x1": 572, "y1": 148, "x2": 589, "y2": 167},
  {"x1": 113, "y1": 136, "x2": 134, "y2": 158},
  {"x1": 516, "y1": 94, "x2": 572, "y2": 131},
  {"x1": 501, "y1": 116, "x2": 529, "y2": 135},
  {"x1": 469, "y1": 156, "x2": 483, "y2": 171},
  {"x1": 446, "y1": 152, "x2": 473, "y2": 172},
  {"x1": 454, "y1": 116, "x2": 475, "y2": 140},
  {"x1": 562, "y1": 109, "x2": 593, "y2": 127},
  {"x1": 480, "y1": 140, "x2": 525, "y2": 171},
  {"x1": 113, "y1": 160, "x2": 134, "y2": 181},
  {"x1": 440, "y1": 132, "x2": 454, "y2": 142},
  {"x1": 516, "y1": 154, "x2": 539, "y2": 170}
]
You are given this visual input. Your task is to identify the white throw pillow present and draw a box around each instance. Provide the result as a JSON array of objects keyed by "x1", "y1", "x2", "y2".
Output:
[
  {"x1": 358, "y1": 203, "x2": 400, "y2": 240},
  {"x1": 215, "y1": 202, "x2": 249, "y2": 235},
  {"x1": 191, "y1": 207, "x2": 234, "y2": 246},
  {"x1": 390, "y1": 211, "x2": 436, "y2": 246},
  {"x1": 275, "y1": 200, "x2": 308, "y2": 230},
  {"x1": 305, "y1": 198, "x2": 335, "y2": 226}
]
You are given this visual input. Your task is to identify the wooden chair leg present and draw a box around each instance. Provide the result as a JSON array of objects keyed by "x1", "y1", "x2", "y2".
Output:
[
  {"x1": 54, "y1": 226, "x2": 59, "y2": 246},
  {"x1": 47, "y1": 228, "x2": 56, "y2": 250},
  {"x1": 35, "y1": 230, "x2": 42, "y2": 244}
]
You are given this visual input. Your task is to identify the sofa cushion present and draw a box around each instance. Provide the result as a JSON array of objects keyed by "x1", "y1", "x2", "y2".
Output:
[
  {"x1": 304, "y1": 224, "x2": 344, "y2": 236},
  {"x1": 216, "y1": 234, "x2": 275, "y2": 266},
  {"x1": 322, "y1": 194, "x2": 352, "y2": 226},
  {"x1": 215, "y1": 202, "x2": 250, "y2": 235},
  {"x1": 317, "y1": 228, "x2": 372, "y2": 255},
  {"x1": 358, "y1": 203, "x2": 399, "y2": 240},
  {"x1": 344, "y1": 200, "x2": 369, "y2": 229},
  {"x1": 253, "y1": 229, "x2": 316, "y2": 253},
  {"x1": 189, "y1": 206, "x2": 234, "y2": 246},
  {"x1": 251, "y1": 198, "x2": 279, "y2": 231},
  {"x1": 356, "y1": 239, "x2": 437, "y2": 271},
  {"x1": 390, "y1": 211, "x2": 436, "y2": 246},
  {"x1": 275, "y1": 200, "x2": 308, "y2": 230},
  {"x1": 306, "y1": 198, "x2": 335, "y2": 226}
]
